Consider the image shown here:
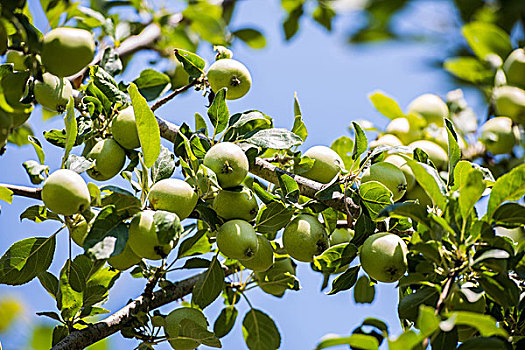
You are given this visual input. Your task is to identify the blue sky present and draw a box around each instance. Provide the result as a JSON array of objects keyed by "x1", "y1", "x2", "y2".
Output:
[{"x1": 0, "y1": 0, "x2": 488, "y2": 349}]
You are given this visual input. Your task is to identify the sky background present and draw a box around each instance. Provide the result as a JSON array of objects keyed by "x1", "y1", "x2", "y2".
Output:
[{"x1": 0, "y1": 0, "x2": 494, "y2": 349}]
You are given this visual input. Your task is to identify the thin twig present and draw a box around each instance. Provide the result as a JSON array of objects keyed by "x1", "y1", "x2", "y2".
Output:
[{"x1": 150, "y1": 78, "x2": 201, "y2": 112}]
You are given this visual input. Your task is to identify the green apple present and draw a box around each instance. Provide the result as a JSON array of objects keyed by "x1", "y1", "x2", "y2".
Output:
[
  {"x1": 111, "y1": 106, "x2": 141, "y2": 149},
  {"x1": 203, "y1": 142, "x2": 249, "y2": 188},
  {"x1": 480, "y1": 117, "x2": 517, "y2": 155},
  {"x1": 255, "y1": 257, "x2": 296, "y2": 297},
  {"x1": 42, "y1": 169, "x2": 91, "y2": 216},
  {"x1": 408, "y1": 140, "x2": 448, "y2": 170},
  {"x1": 384, "y1": 154, "x2": 415, "y2": 191},
  {"x1": 148, "y1": 178, "x2": 198, "y2": 220},
  {"x1": 127, "y1": 210, "x2": 174, "y2": 260},
  {"x1": 168, "y1": 60, "x2": 190, "y2": 90},
  {"x1": 361, "y1": 162, "x2": 407, "y2": 201},
  {"x1": 301, "y1": 145, "x2": 344, "y2": 184},
  {"x1": 493, "y1": 86, "x2": 525, "y2": 125},
  {"x1": 164, "y1": 307, "x2": 208, "y2": 350},
  {"x1": 405, "y1": 183, "x2": 433, "y2": 207},
  {"x1": 407, "y1": 93, "x2": 449, "y2": 126},
  {"x1": 34, "y1": 73, "x2": 73, "y2": 113},
  {"x1": 385, "y1": 117, "x2": 423, "y2": 145},
  {"x1": 68, "y1": 213, "x2": 89, "y2": 247},
  {"x1": 213, "y1": 186, "x2": 258, "y2": 221},
  {"x1": 86, "y1": 138, "x2": 126, "y2": 181},
  {"x1": 239, "y1": 234, "x2": 274, "y2": 272},
  {"x1": 41, "y1": 27, "x2": 95, "y2": 77},
  {"x1": 207, "y1": 59, "x2": 252, "y2": 100},
  {"x1": 369, "y1": 134, "x2": 403, "y2": 149},
  {"x1": 107, "y1": 242, "x2": 142, "y2": 271},
  {"x1": 282, "y1": 214, "x2": 329, "y2": 262},
  {"x1": 6, "y1": 50, "x2": 27, "y2": 71},
  {"x1": 503, "y1": 48, "x2": 525, "y2": 89},
  {"x1": 216, "y1": 219, "x2": 258, "y2": 260},
  {"x1": 329, "y1": 228, "x2": 354, "y2": 246},
  {"x1": 359, "y1": 232, "x2": 408, "y2": 283}
]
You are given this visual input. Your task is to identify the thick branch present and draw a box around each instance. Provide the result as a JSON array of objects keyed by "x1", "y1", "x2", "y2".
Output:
[
  {"x1": 52, "y1": 267, "x2": 236, "y2": 350},
  {"x1": 0, "y1": 183, "x2": 41, "y2": 200}
]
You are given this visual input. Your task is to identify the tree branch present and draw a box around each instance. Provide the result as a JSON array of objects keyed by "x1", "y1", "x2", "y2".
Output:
[
  {"x1": 0, "y1": 183, "x2": 41, "y2": 200},
  {"x1": 52, "y1": 266, "x2": 236, "y2": 350},
  {"x1": 150, "y1": 78, "x2": 201, "y2": 112}
]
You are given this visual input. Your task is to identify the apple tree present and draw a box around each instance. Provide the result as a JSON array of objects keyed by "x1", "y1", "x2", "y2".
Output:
[{"x1": 0, "y1": 0, "x2": 524, "y2": 349}]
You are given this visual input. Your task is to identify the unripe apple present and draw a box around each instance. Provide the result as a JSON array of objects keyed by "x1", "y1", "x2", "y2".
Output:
[
  {"x1": 41, "y1": 27, "x2": 95, "y2": 77},
  {"x1": 111, "y1": 106, "x2": 141, "y2": 149},
  {"x1": 493, "y1": 86, "x2": 525, "y2": 125},
  {"x1": 301, "y1": 145, "x2": 344, "y2": 184},
  {"x1": 408, "y1": 140, "x2": 448, "y2": 170},
  {"x1": 213, "y1": 186, "x2": 258, "y2": 221},
  {"x1": 385, "y1": 117, "x2": 423, "y2": 145},
  {"x1": 255, "y1": 257, "x2": 296, "y2": 297},
  {"x1": 6, "y1": 50, "x2": 27, "y2": 71},
  {"x1": 329, "y1": 228, "x2": 354, "y2": 246},
  {"x1": 369, "y1": 134, "x2": 402, "y2": 149},
  {"x1": 86, "y1": 138, "x2": 126, "y2": 181},
  {"x1": 239, "y1": 234, "x2": 274, "y2": 272},
  {"x1": 34, "y1": 73, "x2": 73, "y2": 113},
  {"x1": 164, "y1": 307, "x2": 208, "y2": 350},
  {"x1": 359, "y1": 232, "x2": 408, "y2": 283},
  {"x1": 207, "y1": 59, "x2": 252, "y2": 100},
  {"x1": 503, "y1": 48, "x2": 525, "y2": 89},
  {"x1": 107, "y1": 242, "x2": 142, "y2": 271},
  {"x1": 405, "y1": 183, "x2": 433, "y2": 207},
  {"x1": 361, "y1": 162, "x2": 408, "y2": 201},
  {"x1": 148, "y1": 179, "x2": 198, "y2": 220},
  {"x1": 203, "y1": 142, "x2": 249, "y2": 188},
  {"x1": 282, "y1": 214, "x2": 329, "y2": 262},
  {"x1": 384, "y1": 154, "x2": 415, "y2": 191},
  {"x1": 480, "y1": 117, "x2": 517, "y2": 155},
  {"x1": 127, "y1": 210, "x2": 174, "y2": 260},
  {"x1": 42, "y1": 169, "x2": 91, "y2": 216},
  {"x1": 216, "y1": 219, "x2": 259, "y2": 260},
  {"x1": 407, "y1": 93, "x2": 449, "y2": 126}
]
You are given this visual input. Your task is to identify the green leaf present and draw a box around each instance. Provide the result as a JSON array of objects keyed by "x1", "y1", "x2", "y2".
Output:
[
  {"x1": 224, "y1": 110, "x2": 273, "y2": 142},
  {"x1": 23, "y1": 160, "x2": 48, "y2": 184},
  {"x1": 406, "y1": 159, "x2": 447, "y2": 210},
  {"x1": 242, "y1": 309, "x2": 281, "y2": 350},
  {"x1": 83, "y1": 206, "x2": 128, "y2": 259},
  {"x1": 195, "y1": 112, "x2": 208, "y2": 136},
  {"x1": 64, "y1": 154, "x2": 94, "y2": 173},
  {"x1": 83, "y1": 266, "x2": 120, "y2": 307},
  {"x1": 312, "y1": 2, "x2": 336, "y2": 31},
  {"x1": 315, "y1": 334, "x2": 379, "y2": 350},
  {"x1": 368, "y1": 90, "x2": 404, "y2": 119},
  {"x1": 38, "y1": 271, "x2": 59, "y2": 299},
  {"x1": 291, "y1": 92, "x2": 307, "y2": 141},
  {"x1": 444, "y1": 57, "x2": 493, "y2": 84},
  {"x1": 472, "y1": 249, "x2": 509, "y2": 266},
  {"x1": 61, "y1": 98, "x2": 77, "y2": 168},
  {"x1": 398, "y1": 287, "x2": 439, "y2": 322},
  {"x1": 276, "y1": 172, "x2": 299, "y2": 203},
  {"x1": 0, "y1": 236, "x2": 56, "y2": 285},
  {"x1": 359, "y1": 181, "x2": 393, "y2": 220},
  {"x1": 492, "y1": 203, "x2": 525, "y2": 226},
  {"x1": 351, "y1": 121, "x2": 367, "y2": 161},
  {"x1": 445, "y1": 119, "x2": 461, "y2": 186},
  {"x1": 0, "y1": 186, "x2": 13, "y2": 203},
  {"x1": 151, "y1": 145, "x2": 176, "y2": 183},
  {"x1": 330, "y1": 136, "x2": 354, "y2": 171},
  {"x1": 192, "y1": 257, "x2": 225, "y2": 309},
  {"x1": 313, "y1": 243, "x2": 358, "y2": 274},
  {"x1": 378, "y1": 202, "x2": 430, "y2": 227},
  {"x1": 233, "y1": 28, "x2": 266, "y2": 49},
  {"x1": 416, "y1": 305, "x2": 440, "y2": 337},
  {"x1": 89, "y1": 66, "x2": 127, "y2": 105},
  {"x1": 177, "y1": 318, "x2": 221, "y2": 348},
  {"x1": 20, "y1": 205, "x2": 61, "y2": 223},
  {"x1": 207, "y1": 88, "x2": 229, "y2": 135},
  {"x1": 174, "y1": 48, "x2": 205, "y2": 79},
  {"x1": 442, "y1": 311, "x2": 508, "y2": 337},
  {"x1": 245, "y1": 128, "x2": 302, "y2": 149},
  {"x1": 431, "y1": 329, "x2": 457, "y2": 350},
  {"x1": 462, "y1": 22, "x2": 512, "y2": 59},
  {"x1": 213, "y1": 306, "x2": 238, "y2": 338},
  {"x1": 479, "y1": 273, "x2": 520, "y2": 307},
  {"x1": 153, "y1": 210, "x2": 182, "y2": 245},
  {"x1": 458, "y1": 167, "x2": 486, "y2": 221},
  {"x1": 133, "y1": 69, "x2": 171, "y2": 101},
  {"x1": 353, "y1": 275, "x2": 375, "y2": 304},
  {"x1": 388, "y1": 330, "x2": 421, "y2": 350},
  {"x1": 177, "y1": 229, "x2": 213, "y2": 259},
  {"x1": 28, "y1": 136, "x2": 45, "y2": 164},
  {"x1": 485, "y1": 163, "x2": 525, "y2": 220},
  {"x1": 255, "y1": 202, "x2": 294, "y2": 239},
  {"x1": 58, "y1": 259, "x2": 84, "y2": 320},
  {"x1": 128, "y1": 82, "x2": 160, "y2": 168},
  {"x1": 457, "y1": 337, "x2": 508, "y2": 350},
  {"x1": 327, "y1": 266, "x2": 359, "y2": 295}
]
